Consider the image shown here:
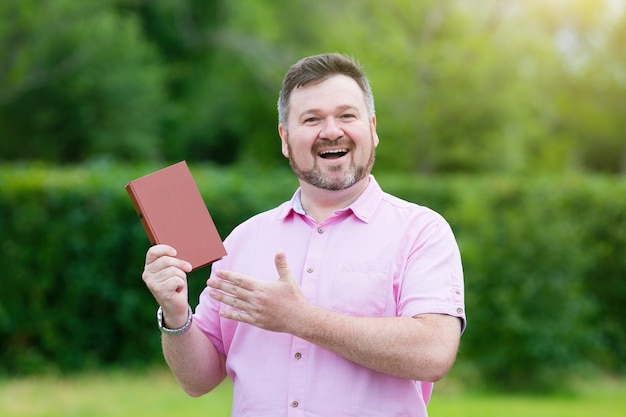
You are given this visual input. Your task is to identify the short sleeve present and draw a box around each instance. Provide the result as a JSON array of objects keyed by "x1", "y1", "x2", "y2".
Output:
[{"x1": 398, "y1": 217, "x2": 466, "y2": 332}]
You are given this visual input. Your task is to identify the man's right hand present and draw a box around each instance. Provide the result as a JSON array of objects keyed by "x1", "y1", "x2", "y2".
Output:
[{"x1": 142, "y1": 244, "x2": 193, "y2": 328}]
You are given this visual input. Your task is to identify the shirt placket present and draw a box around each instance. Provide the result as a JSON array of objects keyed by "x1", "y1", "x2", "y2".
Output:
[{"x1": 286, "y1": 221, "x2": 329, "y2": 416}]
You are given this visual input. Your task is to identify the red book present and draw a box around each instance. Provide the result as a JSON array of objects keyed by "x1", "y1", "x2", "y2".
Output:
[{"x1": 125, "y1": 161, "x2": 226, "y2": 270}]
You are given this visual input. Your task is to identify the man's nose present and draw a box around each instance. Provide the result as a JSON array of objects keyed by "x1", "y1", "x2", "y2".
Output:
[{"x1": 319, "y1": 117, "x2": 344, "y2": 140}]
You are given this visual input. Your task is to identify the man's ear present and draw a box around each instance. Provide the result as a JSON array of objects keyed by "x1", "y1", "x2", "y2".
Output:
[
  {"x1": 278, "y1": 124, "x2": 289, "y2": 158},
  {"x1": 371, "y1": 115, "x2": 379, "y2": 148}
]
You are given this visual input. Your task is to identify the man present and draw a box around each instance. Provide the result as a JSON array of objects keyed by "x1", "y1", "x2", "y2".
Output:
[{"x1": 142, "y1": 53, "x2": 466, "y2": 416}]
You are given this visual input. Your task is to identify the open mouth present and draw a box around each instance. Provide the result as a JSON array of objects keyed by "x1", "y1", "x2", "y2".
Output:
[{"x1": 318, "y1": 149, "x2": 349, "y2": 159}]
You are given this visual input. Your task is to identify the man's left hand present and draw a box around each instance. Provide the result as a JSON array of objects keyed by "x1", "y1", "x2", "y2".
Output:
[{"x1": 207, "y1": 252, "x2": 309, "y2": 333}]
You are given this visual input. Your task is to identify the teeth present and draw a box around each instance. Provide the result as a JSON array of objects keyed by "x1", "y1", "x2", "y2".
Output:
[{"x1": 319, "y1": 149, "x2": 347, "y2": 155}]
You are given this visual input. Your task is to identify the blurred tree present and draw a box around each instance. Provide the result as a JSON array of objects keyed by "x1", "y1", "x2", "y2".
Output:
[
  {"x1": 458, "y1": 181, "x2": 600, "y2": 391},
  {"x1": 114, "y1": 0, "x2": 243, "y2": 165},
  {"x1": 0, "y1": 0, "x2": 166, "y2": 162},
  {"x1": 272, "y1": 0, "x2": 539, "y2": 174},
  {"x1": 0, "y1": 0, "x2": 624, "y2": 173},
  {"x1": 115, "y1": 0, "x2": 292, "y2": 167},
  {"x1": 198, "y1": 0, "x2": 335, "y2": 167},
  {"x1": 507, "y1": 0, "x2": 626, "y2": 174},
  {"x1": 558, "y1": 1, "x2": 626, "y2": 173}
]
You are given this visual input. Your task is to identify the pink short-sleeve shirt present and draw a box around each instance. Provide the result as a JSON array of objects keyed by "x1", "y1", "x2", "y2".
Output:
[{"x1": 194, "y1": 175, "x2": 466, "y2": 417}]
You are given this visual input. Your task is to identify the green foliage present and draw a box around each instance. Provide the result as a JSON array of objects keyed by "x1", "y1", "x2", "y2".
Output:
[
  {"x1": 2, "y1": 1, "x2": 625, "y2": 174},
  {"x1": 0, "y1": 165, "x2": 157, "y2": 372},
  {"x1": 384, "y1": 173, "x2": 626, "y2": 391},
  {"x1": 576, "y1": 181, "x2": 626, "y2": 370},
  {"x1": 451, "y1": 179, "x2": 600, "y2": 390},
  {"x1": 1, "y1": 164, "x2": 625, "y2": 393},
  {"x1": 0, "y1": 0, "x2": 166, "y2": 162},
  {"x1": 0, "y1": 163, "x2": 296, "y2": 373}
]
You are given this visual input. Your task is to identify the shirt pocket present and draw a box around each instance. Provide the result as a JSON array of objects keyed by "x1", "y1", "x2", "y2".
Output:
[{"x1": 330, "y1": 259, "x2": 392, "y2": 316}]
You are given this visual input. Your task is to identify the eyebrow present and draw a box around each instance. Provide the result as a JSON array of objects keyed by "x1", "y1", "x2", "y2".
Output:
[{"x1": 298, "y1": 104, "x2": 362, "y2": 118}]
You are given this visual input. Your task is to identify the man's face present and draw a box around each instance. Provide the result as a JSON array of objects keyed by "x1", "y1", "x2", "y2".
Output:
[{"x1": 278, "y1": 74, "x2": 379, "y2": 191}]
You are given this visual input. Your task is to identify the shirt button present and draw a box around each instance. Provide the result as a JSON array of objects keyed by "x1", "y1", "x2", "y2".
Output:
[
  {"x1": 306, "y1": 267, "x2": 314, "y2": 273},
  {"x1": 317, "y1": 228, "x2": 324, "y2": 234},
  {"x1": 457, "y1": 308, "x2": 464, "y2": 314},
  {"x1": 291, "y1": 401, "x2": 299, "y2": 408},
  {"x1": 294, "y1": 352, "x2": 302, "y2": 359}
]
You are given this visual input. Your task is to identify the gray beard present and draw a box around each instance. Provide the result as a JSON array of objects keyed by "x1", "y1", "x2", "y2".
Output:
[{"x1": 286, "y1": 138, "x2": 376, "y2": 191}]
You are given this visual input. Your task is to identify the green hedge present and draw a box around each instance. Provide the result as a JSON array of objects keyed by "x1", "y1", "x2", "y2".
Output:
[
  {"x1": 1, "y1": 163, "x2": 625, "y2": 391},
  {"x1": 387, "y1": 174, "x2": 626, "y2": 390}
]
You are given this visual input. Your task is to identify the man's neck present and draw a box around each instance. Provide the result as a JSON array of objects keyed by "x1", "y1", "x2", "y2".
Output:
[{"x1": 299, "y1": 176, "x2": 370, "y2": 224}]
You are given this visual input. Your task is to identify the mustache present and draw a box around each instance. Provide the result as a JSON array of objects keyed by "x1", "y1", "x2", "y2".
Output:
[{"x1": 312, "y1": 138, "x2": 353, "y2": 153}]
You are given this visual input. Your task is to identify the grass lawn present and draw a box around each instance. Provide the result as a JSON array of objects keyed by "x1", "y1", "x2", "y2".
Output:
[
  {"x1": 1, "y1": 368, "x2": 625, "y2": 417},
  {"x1": 0, "y1": 368, "x2": 232, "y2": 417},
  {"x1": 428, "y1": 376, "x2": 626, "y2": 417}
]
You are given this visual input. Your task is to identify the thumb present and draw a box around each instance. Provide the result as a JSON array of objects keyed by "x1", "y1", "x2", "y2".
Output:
[{"x1": 274, "y1": 251, "x2": 291, "y2": 280}]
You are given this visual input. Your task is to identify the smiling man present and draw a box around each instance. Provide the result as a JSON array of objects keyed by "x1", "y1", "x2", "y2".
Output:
[
  {"x1": 141, "y1": 53, "x2": 466, "y2": 417},
  {"x1": 280, "y1": 72, "x2": 377, "y2": 195}
]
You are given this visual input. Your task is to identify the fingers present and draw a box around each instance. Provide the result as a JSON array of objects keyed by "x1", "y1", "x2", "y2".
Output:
[
  {"x1": 208, "y1": 254, "x2": 304, "y2": 332},
  {"x1": 208, "y1": 285, "x2": 240, "y2": 308},
  {"x1": 208, "y1": 277, "x2": 250, "y2": 324},
  {"x1": 145, "y1": 244, "x2": 192, "y2": 272},
  {"x1": 142, "y1": 245, "x2": 192, "y2": 311},
  {"x1": 145, "y1": 245, "x2": 192, "y2": 270},
  {"x1": 274, "y1": 252, "x2": 296, "y2": 285},
  {"x1": 208, "y1": 272, "x2": 250, "y2": 300},
  {"x1": 219, "y1": 308, "x2": 248, "y2": 323},
  {"x1": 274, "y1": 251, "x2": 288, "y2": 276},
  {"x1": 207, "y1": 271, "x2": 255, "y2": 324},
  {"x1": 208, "y1": 252, "x2": 290, "y2": 301},
  {"x1": 145, "y1": 244, "x2": 175, "y2": 264}
]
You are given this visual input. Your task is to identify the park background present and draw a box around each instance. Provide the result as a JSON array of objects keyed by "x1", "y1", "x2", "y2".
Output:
[{"x1": 1, "y1": 0, "x2": 625, "y2": 415}]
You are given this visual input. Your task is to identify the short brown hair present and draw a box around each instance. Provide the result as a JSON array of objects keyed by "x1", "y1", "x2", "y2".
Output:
[{"x1": 277, "y1": 53, "x2": 375, "y2": 125}]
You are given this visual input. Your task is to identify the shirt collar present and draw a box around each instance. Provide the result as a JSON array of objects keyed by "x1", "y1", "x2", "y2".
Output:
[{"x1": 277, "y1": 175, "x2": 383, "y2": 223}]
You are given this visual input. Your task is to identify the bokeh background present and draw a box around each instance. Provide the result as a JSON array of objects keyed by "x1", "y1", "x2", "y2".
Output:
[{"x1": 1, "y1": 0, "x2": 625, "y2": 396}]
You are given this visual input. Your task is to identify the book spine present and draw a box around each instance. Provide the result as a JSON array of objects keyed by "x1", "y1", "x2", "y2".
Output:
[{"x1": 125, "y1": 183, "x2": 157, "y2": 245}]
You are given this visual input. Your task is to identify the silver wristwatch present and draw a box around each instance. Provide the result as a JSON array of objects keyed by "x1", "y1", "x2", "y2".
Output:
[{"x1": 157, "y1": 305, "x2": 193, "y2": 336}]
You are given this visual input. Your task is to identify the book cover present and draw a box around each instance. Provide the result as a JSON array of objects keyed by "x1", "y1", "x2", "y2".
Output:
[{"x1": 126, "y1": 161, "x2": 226, "y2": 270}]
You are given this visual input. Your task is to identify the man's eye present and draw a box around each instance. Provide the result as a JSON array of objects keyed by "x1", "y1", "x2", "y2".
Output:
[
  {"x1": 304, "y1": 117, "x2": 319, "y2": 123},
  {"x1": 341, "y1": 114, "x2": 356, "y2": 120}
]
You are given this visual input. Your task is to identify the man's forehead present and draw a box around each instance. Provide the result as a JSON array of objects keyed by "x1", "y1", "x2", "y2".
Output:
[{"x1": 289, "y1": 75, "x2": 366, "y2": 109}]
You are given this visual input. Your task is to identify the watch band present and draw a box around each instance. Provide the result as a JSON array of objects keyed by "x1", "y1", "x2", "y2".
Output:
[{"x1": 157, "y1": 305, "x2": 193, "y2": 336}]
